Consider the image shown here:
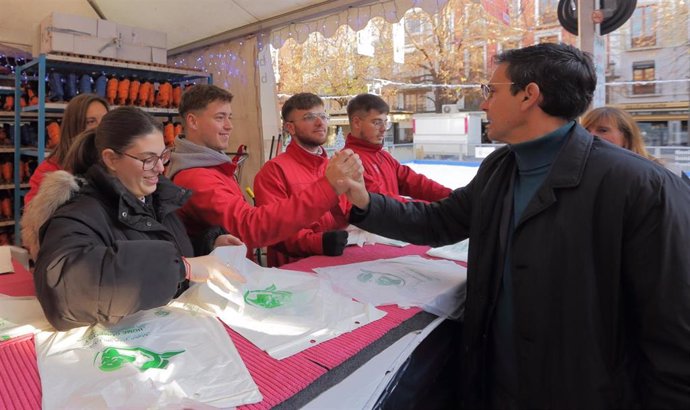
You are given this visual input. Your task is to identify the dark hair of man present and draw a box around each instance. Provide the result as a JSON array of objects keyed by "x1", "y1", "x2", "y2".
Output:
[
  {"x1": 53, "y1": 93, "x2": 109, "y2": 168},
  {"x1": 346, "y1": 93, "x2": 390, "y2": 120},
  {"x1": 178, "y1": 84, "x2": 234, "y2": 120},
  {"x1": 281, "y1": 93, "x2": 324, "y2": 121},
  {"x1": 494, "y1": 43, "x2": 596, "y2": 121},
  {"x1": 65, "y1": 106, "x2": 163, "y2": 175}
]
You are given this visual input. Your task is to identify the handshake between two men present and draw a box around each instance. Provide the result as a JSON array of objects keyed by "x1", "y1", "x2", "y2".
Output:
[
  {"x1": 324, "y1": 148, "x2": 371, "y2": 211},
  {"x1": 309, "y1": 149, "x2": 370, "y2": 256}
]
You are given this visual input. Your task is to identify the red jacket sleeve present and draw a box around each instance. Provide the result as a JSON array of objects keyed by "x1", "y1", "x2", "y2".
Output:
[
  {"x1": 174, "y1": 167, "x2": 340, "y2": 250},
  {"x1": 395, "y1": 162, "x2": 452, "y2": 202}
]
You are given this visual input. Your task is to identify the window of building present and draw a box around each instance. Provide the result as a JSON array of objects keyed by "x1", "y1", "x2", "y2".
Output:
[
  {"x1": 537, "y1": 0, "x2": 558, "y2": 25},
  {"x1": 631, "y1": 6, "x2": 656, "y2": 48},
  {"x1": 632, "y1": 61, "x2": 655, "y2": 95},
  {"x1": 403, "y1": 92, "x2": 432, "y2": 112}
]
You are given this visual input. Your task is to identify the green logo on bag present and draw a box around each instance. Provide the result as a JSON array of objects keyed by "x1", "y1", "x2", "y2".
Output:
[
  {"x1": 95, "y1": 347, "x2": 185, "y2": 372},
  {"x1": 244, "y1": 284, "x2": 292, "y2": 308},
  {"x1": 357, "y1": 270, "x2": 406, "y2": 287},
  {"x1": 154, "y1": 309, "x2": 171, "y2": 317}
]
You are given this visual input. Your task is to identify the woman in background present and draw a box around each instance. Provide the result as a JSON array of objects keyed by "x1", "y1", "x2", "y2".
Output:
[
  {"x1": 581, "y1": 106, "x2": 661, "y2": 164},
  {"x1": 24, "y1": 93, "x2": 109, "y2": 204},
  {"x1": 22, "y1": 107, "x2": 242, "y2": 330}
]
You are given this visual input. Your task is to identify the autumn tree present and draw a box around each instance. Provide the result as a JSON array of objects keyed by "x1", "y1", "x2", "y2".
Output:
[
  {"x1": 277, "y1": 19, "x2": 395, "y2": 110},
  {"x1": 400, "y1": 0, "x2": 526, "y2": 112}
]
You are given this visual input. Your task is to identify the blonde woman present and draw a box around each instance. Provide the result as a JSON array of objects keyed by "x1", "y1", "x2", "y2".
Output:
[{"x1": 581, "y1": 106, "x2": 661, "y2": 164}]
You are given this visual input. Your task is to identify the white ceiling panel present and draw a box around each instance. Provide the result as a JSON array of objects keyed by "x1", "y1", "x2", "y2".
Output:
[{"x1": 0, "y1": 0, "x2": 338, "y2": 51}]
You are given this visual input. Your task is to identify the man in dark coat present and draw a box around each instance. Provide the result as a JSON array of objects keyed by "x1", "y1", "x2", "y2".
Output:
[{"x1": 340, "y1": 43, "x2": 690, "y2": 409}]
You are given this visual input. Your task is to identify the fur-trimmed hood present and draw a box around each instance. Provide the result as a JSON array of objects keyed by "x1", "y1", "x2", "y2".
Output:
[{"x1": 21, "y1": 171, "x2": 83, "y2": 260}]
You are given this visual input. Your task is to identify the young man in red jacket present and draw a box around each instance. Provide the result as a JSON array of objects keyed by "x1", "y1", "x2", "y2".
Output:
[
  {"x1": 254, "y1": 93, "x2": 350, "y2": 267},
  {"x1": 344, "y1": 93, "x2": 451, "y2": 203},
  {"x1": 167, "y1": 85, "x2": 361, "y2": 261}
]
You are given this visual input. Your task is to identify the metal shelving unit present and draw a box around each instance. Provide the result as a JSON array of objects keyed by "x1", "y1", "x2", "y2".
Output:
[{"x1": 12, "y1": 53, "x2": 212, "y2": 244}]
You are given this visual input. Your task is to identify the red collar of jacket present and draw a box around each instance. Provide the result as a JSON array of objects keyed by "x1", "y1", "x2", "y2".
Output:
[
  {"x1": 285, "y1": 141, "x2": 328, "y2": 166},
  {"x1": 213, "y1": 161, "x2": 238, "y2": 176},
  {"x1": 345, "y1": 133, "x2": 383, "y2": 153}
]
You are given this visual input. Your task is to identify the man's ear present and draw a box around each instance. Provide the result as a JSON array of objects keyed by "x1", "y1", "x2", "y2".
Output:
[
  {"x1": 522, "y1": 82, "x2": 541, "y2": 106},
  {"x1": 283, "y1": 121, "x2": 295, "y2": 136},
  {"x1": 185, "y1": 112, "x2": 197, "y2": 130},
  {"x1": 101, "y1": 148, "x2": 119, "y2": 172},
  {"x1": 351, "y1": 115, "x2": 361, "y2": 132}
]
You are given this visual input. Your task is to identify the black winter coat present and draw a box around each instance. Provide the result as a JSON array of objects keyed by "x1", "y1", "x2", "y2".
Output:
[
  {"x1": 351, "y1": 125, "x2": 690, "y2": 409},
  {"x1": 34, "y1": 165, "x2": 194, "y2": 331}
]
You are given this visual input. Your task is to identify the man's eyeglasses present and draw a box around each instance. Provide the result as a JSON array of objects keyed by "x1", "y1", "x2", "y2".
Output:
[
  {"x1": 360, "y1": 117, "x2": 392, "y2": 131},
  {"x1": 480, "y1": 82, "x2": 515, "y2": 100},
  {"x1": 287, "y1": 112, "x2": 330, "y2": 123},
  {"x1": 116, "y1": 147, "x2": 173, "y2": 171}
]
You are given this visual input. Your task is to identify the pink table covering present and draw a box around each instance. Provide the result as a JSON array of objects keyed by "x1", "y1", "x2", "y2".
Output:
[{"x1": 0, "y1": 244, "x2": 457, "y2": 409}]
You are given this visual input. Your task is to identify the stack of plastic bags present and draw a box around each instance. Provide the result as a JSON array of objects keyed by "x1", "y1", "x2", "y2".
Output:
[
  {"x1": 179, "y1": 245, "x2": 386, "y2": 359},
  {"x1": 34, "y1": 303, "x2": 261, "y2": 409}
]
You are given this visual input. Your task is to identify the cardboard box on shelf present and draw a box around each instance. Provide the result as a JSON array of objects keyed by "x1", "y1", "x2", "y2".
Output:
[
  {"x1": 151, "y1": 47, "x2": 167, "y2": 65},
  {"x1": 39, "y1": 29, "x2": 74, "y2": 54},
  {"x1": 117, "y1": 44, "x2": 152, "y2": 63},
  {"x1": 73, "y1": 37, "x2": 118, "y2": 59},
  {"x1": 132, "y1": 27, "x2": 167, "y2": 49},
  {"x1": 37, "y1": 12, "x2": 100, "y2": 55},
  {"x1": 116, "y1": 24, "x2": 136, "y2": 45},
  {"x1": 41, "y1": 12, "x2": 98, "y2": 37},
  {"x1": 97, "y1": 19, "x2": 118, "y2": 39}
]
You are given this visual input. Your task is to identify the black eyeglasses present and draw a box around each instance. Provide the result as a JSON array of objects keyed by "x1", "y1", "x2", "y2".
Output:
[
  {"x1": 480, "y1": 82, "x2": 515, "y2": 100},
  {"x1": 116, "y1": 147, "x2": 173, "y2": 171}
]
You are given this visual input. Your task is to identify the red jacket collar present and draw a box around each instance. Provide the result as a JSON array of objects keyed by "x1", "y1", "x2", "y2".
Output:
[
  {"x1": 215, "y1": 161, "x2": 238, "y2": 176},
  {"x1": 345, "y1": 133, "x2": 383, "y2": 153},
  {"x1": 285, "y1": 141, "x2": 328, "y2": 165}
]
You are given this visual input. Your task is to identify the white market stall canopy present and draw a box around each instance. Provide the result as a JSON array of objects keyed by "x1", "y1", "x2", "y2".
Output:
[{"x1": 0, "y1": 0, "x2": 448, "y2": 54}]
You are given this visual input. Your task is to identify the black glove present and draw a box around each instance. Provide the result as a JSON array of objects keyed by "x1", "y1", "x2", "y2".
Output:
[
  {"x1": 322, "y1": 230, "x2": 348, "y2": 256},
  {"x1": 191, "y1": 225, "x2": 229, "y2": 256}
]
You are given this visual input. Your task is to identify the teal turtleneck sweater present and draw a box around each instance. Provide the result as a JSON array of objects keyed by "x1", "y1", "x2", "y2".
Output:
[{"x1": 491, "y1": 121, "x2": 575, "y2": 402}]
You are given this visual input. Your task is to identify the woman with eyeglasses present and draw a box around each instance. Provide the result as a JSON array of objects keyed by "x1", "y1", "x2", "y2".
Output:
[{"x1": 22, "y1": 106, "x2": 243, "y2": 331}]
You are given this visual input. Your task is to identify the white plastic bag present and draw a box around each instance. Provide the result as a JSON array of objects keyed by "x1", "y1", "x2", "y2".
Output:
[
  {"x1": 34, "y1": 303, "x2": 262, "y2": 409},
  {"x1": 0, "y1": 294, "x2": 53, "y2": 341},
  {"x1": 346, "y1": 225, "x2": 408, "y2": 247},
  {"x1": 426, "y1": 239, "x2": 470, "y2": 262},
  {"x1": 315, "y1": 255, "x2": 467, "y2": 319},
  {"x1": 178, "y1": 245, "x2": 386, "y2": 359}
]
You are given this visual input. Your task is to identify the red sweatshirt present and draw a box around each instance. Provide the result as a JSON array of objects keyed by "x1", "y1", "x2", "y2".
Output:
[
  {"x1": 343, "y1": 134, "x2": 452, "y2": 202},
  {"x1": 25, "y1": 157, "x2": 61, "y2": 205},
  {"x1": 172, "y1": 160, "x2": 341, "y2": 256},
  {"x1": 253, "y1": 142, "x2": 349, "y2": 267}
]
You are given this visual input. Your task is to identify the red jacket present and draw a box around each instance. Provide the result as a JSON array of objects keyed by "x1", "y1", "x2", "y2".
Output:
[
  {"x1": 343, "y1": 134, "x2": 451, "y2": 202},
  {"x1": 25, "y1": 157, "x2": 61, "y2": 205},
  {"x1": 254, "y1": 142, "x2": 349, "y2": 266},
  {"x1": 172, "y1": 161, "x2": 342, "y2": 256}
]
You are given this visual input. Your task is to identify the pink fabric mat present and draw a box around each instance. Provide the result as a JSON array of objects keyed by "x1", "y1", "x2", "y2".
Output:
[
  {"x1": 0, "y1": 244, "x2": 456, "y2": 409},
  {"x1": 0, "y1": 335, "x2": 41, "y2": 410}
]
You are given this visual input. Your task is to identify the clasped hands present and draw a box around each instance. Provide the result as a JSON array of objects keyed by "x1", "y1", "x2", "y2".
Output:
[{"x1": 324, "y1": 149, "x2": 370, "y2": 209}]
